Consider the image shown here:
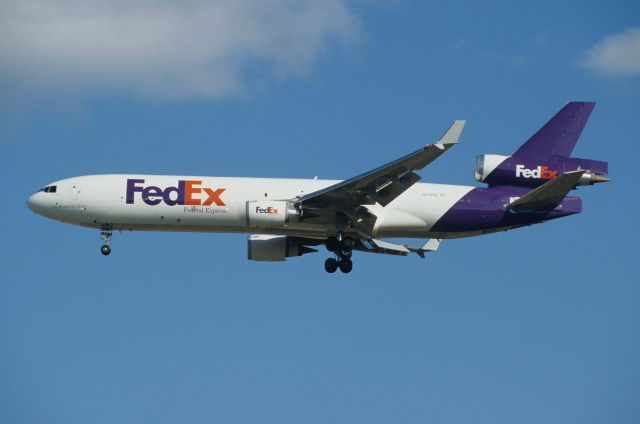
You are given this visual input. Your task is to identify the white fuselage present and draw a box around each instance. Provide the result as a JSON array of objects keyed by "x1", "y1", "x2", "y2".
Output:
[{"x1": 27, "y1": 174, "x2": 475, "y2": 239}]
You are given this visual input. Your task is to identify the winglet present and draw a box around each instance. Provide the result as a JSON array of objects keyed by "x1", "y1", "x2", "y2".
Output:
[{"x1": 437, "y1": 120, "x2": 466, "y2": 146}]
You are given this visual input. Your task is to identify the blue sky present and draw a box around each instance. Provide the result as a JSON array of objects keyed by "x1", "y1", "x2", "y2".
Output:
[{"x1": 2, "y1": 1, "x2": 640, "y2": 423}]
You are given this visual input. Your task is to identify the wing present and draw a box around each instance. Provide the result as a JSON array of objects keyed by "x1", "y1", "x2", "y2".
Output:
[
  {"x1": 354, "y1": 238, "x2": 441, "y2": 258},
  {"x1": 295, "y1": 120, "x2": 465, "y2": 212}
]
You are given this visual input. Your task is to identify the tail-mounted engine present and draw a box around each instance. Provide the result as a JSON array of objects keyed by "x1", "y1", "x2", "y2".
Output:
[{"x1": 474, "y1": 154, "x2": 609, "y2": 188}]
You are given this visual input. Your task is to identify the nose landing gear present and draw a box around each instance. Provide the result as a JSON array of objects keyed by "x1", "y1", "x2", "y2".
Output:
[
  {"x1": 324, "y1": 235, "x2": 354, "y2": 274},
  {"x1": 100, "y1": 225, "x2": 112, "y2": 256}
]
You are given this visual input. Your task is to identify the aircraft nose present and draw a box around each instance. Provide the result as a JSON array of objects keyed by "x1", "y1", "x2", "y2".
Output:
[{"x1": 27, "y1": 192, "x2": 44, "y2": 214}]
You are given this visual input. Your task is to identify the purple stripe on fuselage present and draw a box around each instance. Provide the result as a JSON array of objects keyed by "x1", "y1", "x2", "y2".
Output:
[{"x1": 431, "y1": 187, "x2": 582, "y2": 234}]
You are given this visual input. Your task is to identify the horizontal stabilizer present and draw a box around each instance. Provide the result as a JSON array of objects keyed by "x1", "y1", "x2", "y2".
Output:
[{"x1": 509, "y1": 170, "x2": 585, "y2": 211}]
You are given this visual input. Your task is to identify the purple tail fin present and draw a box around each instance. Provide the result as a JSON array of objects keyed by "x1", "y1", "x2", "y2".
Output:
[{"x1": 512, "y1": 102, "x2": 595, "y2": 161}]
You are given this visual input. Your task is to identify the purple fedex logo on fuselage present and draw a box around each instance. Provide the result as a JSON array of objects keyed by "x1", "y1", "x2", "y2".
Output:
[{"x1": 126, "y1": 178, "x2": 226, "y2": 206}]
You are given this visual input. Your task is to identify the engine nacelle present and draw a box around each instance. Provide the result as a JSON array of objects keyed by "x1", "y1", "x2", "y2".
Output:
[
  {"x1": 247, "y1": 235, "x2": 315, "y2": 261},
  {"x1": 475, "y1": 154, "x2": 510, "y2": 183},
  {"x1": 246, "y1": 200, "x2": 299, "y2": 227}
]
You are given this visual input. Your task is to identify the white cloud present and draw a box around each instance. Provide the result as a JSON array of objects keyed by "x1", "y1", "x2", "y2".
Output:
[
  {"x1": 0, "y1": 0, "x2": 362, "y2": 100},
  {"x1": 452, "y1": 37, "x2": 530, "y2": 68},
  {"x1": 581, "y1": 27, "x2": 640, "y2": 77}
]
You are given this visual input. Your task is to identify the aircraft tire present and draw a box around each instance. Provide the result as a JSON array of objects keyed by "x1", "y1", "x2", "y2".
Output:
[
  {"x1": 101, "y1": 245, "x2": 111, "y2": 256},
  {"x1": 325, "y1": 237, "x2": 338, "y2": 252},
  {"x1": 324, "y1": 258, "x2": 338, "y2": 273},
  {"x1": 339, "y1": 259, "x2": 353, "y2": 274}
]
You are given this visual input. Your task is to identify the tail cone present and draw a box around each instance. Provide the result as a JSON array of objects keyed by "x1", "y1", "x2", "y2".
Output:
[{"x1": 577, "y1": 171, "x2": 611, "y2": 186}]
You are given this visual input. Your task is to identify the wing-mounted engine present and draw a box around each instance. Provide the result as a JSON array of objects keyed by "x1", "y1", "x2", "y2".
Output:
[
  {"x1": 246, "y1": 200, "x2": 300, "y2": 227},
  {"x1": 247, "y1": 235, "x2": 317, "y2": 261},
  {"x1": 475, "y1": 154, "x2": 609, "y2": 188}
]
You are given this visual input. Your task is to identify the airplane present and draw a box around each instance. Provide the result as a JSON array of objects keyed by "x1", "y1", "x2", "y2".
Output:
[{"x1": 27, "y1": 102, "x2": 609, "y2": 273}]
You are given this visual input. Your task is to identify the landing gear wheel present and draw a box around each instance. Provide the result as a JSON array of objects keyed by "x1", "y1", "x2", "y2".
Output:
[
  {"x1": 324, "y1": 257, "x2": 338, "y2": 273},
  {"x1": 99, "y1": 225, "x2": 113, "y2": 257},
  {"x1": 341, "y1": 237, "x2": 354, "y2": 250},
  {"x1": 339, "y1": 258, "x2": 353, "y2": 273},
  {"x1": 325, "y1": 237, "x2": 338, "y2": 252}
]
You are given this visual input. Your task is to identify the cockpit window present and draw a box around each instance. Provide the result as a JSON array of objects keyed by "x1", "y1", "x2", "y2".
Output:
[{"x1": 42, "y1": 185, "x2": 57, "y2": 193}]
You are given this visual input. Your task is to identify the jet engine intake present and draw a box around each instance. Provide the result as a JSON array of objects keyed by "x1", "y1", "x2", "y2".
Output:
[{"x1": 474, "y1": 154, "x2": 609, "y2": 187}]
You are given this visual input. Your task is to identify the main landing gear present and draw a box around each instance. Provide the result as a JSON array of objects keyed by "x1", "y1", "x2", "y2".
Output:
[
  {"x1": 324, "y1": 234, "x2": 354, "y2": 274},
  {"x1": 100, "y1": 225, "x2": 112, "y2": 256}
]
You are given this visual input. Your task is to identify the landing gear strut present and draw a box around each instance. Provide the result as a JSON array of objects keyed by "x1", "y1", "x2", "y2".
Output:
[
  {"x1": 100, "y1": 225, "x2": 112, "y2": 256},
  {"x1": 324, "y1": 234, "x2": 353, "y2": 274}
]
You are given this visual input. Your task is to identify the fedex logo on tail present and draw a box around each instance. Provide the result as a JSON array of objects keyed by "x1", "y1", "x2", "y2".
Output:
[
  {"x1": 515, "y1": 165, "x2": 558, "y2": 180},
  {"x1": 126, "y1": 179, "x2": 226, "y2": 206}
]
